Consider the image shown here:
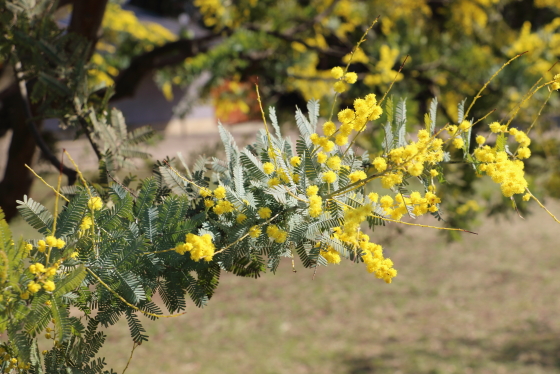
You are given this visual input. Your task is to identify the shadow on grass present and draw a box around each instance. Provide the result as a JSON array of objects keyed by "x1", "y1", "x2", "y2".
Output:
[
  {"x1": 341, "y1": 325, "x2": 560, "y2": 374},
  {"x1": 497, "y1": 324, "x2": 560, "y2": 368}
]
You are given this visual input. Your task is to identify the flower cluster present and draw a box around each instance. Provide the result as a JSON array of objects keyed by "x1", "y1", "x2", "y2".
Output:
[
  {"x1": 174, "y1": 233, "x2": 215, "y2": 262},
  {"x1": 36, "y1": 235, "x2": 65, "y2": 253},
  {"x1": 311, "y1": 92, "x2": 382, "y2": 149},
  {"x1": 0, "y1": 347, "x2": 30, "y2": 372},
  {"x1": 474, "y1": 126, "x2": 531, "y2": 197},
  {"x1": 27, "y1": 261, "x2": 59, "y2": 294},
  {"x1": 266, "y1": 225, "x2": 288, "y2": 243},
  {"x1": 307, "y1": 185, "x2": 323, "y2": 217}
]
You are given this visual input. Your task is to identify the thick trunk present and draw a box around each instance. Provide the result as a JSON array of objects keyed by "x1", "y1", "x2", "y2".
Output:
[
  {"x1": 0, "y1": 94, "x2": 38, "y2": 221},
  {"x1": 0, "y1": 0, "x2": 109, "y2": 222}
]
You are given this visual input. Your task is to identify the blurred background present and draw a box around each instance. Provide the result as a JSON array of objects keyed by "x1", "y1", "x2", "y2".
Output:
[{"x1": 1, "y1": 0, "x2": 560, "y2": 372}]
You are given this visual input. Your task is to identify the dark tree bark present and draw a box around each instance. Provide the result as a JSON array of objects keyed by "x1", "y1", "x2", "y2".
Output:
[
  {"x1": 0, "y1": 92, "x2": 37, "y2": 221},
  {"x1": 0, "y1": 0, "x2": 109, "y2": 221}
]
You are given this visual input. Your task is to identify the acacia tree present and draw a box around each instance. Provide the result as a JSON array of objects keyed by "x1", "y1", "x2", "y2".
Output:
[{"x1": 1, "y1": 0, "x2": 559, "y2": 222}]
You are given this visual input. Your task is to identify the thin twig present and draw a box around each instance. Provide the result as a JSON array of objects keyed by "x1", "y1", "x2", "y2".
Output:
[{"x1": 122, "y1": 343, "x2": 139, "y2": 374}]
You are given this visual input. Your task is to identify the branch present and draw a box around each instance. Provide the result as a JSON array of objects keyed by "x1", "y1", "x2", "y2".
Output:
[
  {"x1": 108, "y1": 34, "x2": 219, "y2": 101},
  {"x1": 13, "y1": 54, "x2": 77, "y2": 185}
]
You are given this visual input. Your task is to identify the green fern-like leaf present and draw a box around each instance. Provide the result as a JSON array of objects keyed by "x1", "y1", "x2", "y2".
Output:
[{"x1": 16, "y1": 195, "x2": 53, "y2": 235}]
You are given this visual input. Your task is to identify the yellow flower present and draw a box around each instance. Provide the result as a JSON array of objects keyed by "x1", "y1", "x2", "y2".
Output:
[
  {"x1": 42, "y1": 281, "x2": 56, "y2": 292},
  {"x1": 87, "y1": 197, "x2": 103, "y2": 211},
  {"x1": 306, "y1": 185, "x2": 319, "y2": 197},
  {"x1": 373, "y1": 157, "x2": 387, "y2": 172},
  {"x1": 25, "y1": 243, "x2": 32, "y2": 251},
  {"x1": 331, "y1": 66, "x2": 344, "y2": 79},
  {"x1": 236, "y1": 213, "x2": 247, "y2": 223},
  {"x1": 199, "y1": 187, "x2": 212, "y2": 197},
  {"x1": 249, "y1": 225, "x2": 261, "y2": 238},
  {"x1": 459, "y1": 120, "x2": 470, "y2": 131},
  {"x1": 204, "y1": 199, "x2": 215, "y2": 208},
  {"x1": 333, "y1": 81, "x2": 347, "y2": 93},
  {"x1": 476, "y1": 135, "x2": 486, "y2": 145},
  {"x1": 317, "y1": 152, "x2": 327, "y2": 164},
  {"x1": 258, "y1": 207, "x2": 272, "y2": 219},
  {"x1": 348, "y1": 170, "x2": 367, "y2": 183},
  {"x1": 213, "y1": 186, "x2": 226, "y2": 199},
  {"x1": 453, "y1": 138, "x2": 464, "y2": 149},
  {"x1": 322, "y1": 121, "x2": 336, "y2": 137},
  {"x1": 290, "y1": 156, "x2": 301, "y2": 167},
  {"x1": 338, "y1": 108, "x2": 355, "y2": 124},
  {"x1": 344, "y1": 72, "x2": 358, "y2": 84},
  {"x1": 326, "y1": 156, "x2": 341, "y2": 170},
  {"x1": 263, "y1": 162, "x2": 275, "y2": 174},
  {"x1": 80, "y1": 216, "x2": 93, "y2": 232},
  {"x1": 27, "y1": 282, "x2": 41, "y2": 294},
  {"x1": 368, "y1": 192, "x2": 379, "y2": 203},
  {"x1": 489, "y1": 122, "x2": 501, "y2": 133},
  {"x1": 45, "y1": 236, "x2": 57, "y2": 247},
  {"x1": 322, "y1": 171, "x2": 337, "y2": 184},
  {"x1": 56, "y1": 238, "x2": 65, "y2": 249}
]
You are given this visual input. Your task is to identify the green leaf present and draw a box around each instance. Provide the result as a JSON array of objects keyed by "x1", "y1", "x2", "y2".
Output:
[
  {"x1": 53, "y1": 266, "x2": 86, "y2": 297},
  {"x1": 55, "y1": 190, "x2": 89, "y2": 237},
  {"x1": 134, "y1": 178, "x2": 158, "y2": 216},
  {"x1": 16, "y1": 195, "x2": 53, "y2": 235}
]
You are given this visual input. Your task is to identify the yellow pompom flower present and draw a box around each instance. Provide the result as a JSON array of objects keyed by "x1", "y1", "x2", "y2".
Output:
[
  {"x1": 309, "y1": 133, "x2": 320, "y2": 145},
  {"x1": 204, "y1": 199, "x2": 215, "y2": 208},
  {"x1": 45, "y1": 236, "x2": 57, "y2": 247},
  {"x1": 331, "y1": 66, "x2": 344, "y2": 79},
  {"x1": 258, "y1": 207, "x2": 272, "y2": 219},
  {"x1": 348, "y1": 170, "x2": 367, "y2": 183},
  {"x1": 249, "y1": 225, "x2": 261, "y2": 238},
  {"x1": 338, "y1": 108, "x2": 355, "y2": 124},
  {"x1": 517, "y1": 147, "x2": 531, "y2": 159},
  {"x1": 87, "y1": 197, "x2": 103, "y2": 211},
  {"x1": 344, "y1": 72, "x2": 358, "y2": 84},
  {"x1": 236, "y1": 213, "x2": 247, "y2": 223},
  {"x1": 322, "y1": 171, "x2": 337, "y2": 184},
  {"x1": 199, "y1": 187, "x2": 212, "y2": 197},
  {"x1": 320, "y1": 246, "x2": 341, "y2": 264},
  {"x1": 476, "y1": 135, "x2": 486, "y2": 145},
  {"x1": 335, "y1": 134, "x2": 348, "y2": 146},
  {"x1": 322, "y1": 141, "x2": 335, "y2": 153},
  {"x1": 430, "y1": 169, "x2": 439, "y2": 177},
  {"x1": 326, "y1": 156, "x2": 341, "y2": 170},
  {"x1": 290, "y1": 156, "x2": 301, "y2": 167},
  {"x1": 25, "y1": 243, "x2": 33, "y2": 252},
  {"x1": 317, "y1": 152, "x2": 327, "y2": 164},
  {"x1": 373, "y1": 157, "x2": 387, "y2": 172},
  {"x1": 80, "y1": 216, "x2": 93, "y2": 232},
  {"x1": 42, "y1": 281, "x2": 55, "y2": 292},
  {"x1": 489, "y1": 122, "x2": 502, "y2": 133},
  {"x1": 453, "y1": 138, "x2": 464, "y2": 149},
  {"x1": 333, "y1": 81, "x2": 347, "y2": 93},
  {"x1": 322, "y1": 121, "x2": 336, "y2": 137},
  {"x1": 56, "y1": 238, "x2": 65, "y2": 249},
  {"x1": 213, "y1": 186, "x2": 226, "y2": 199},
  {"x1": 368, "y1": 192, "x2": 379, "y2": 202},
  {"x1": 522, "y1": 193, "x2": 531, "y2": 201},
  {"x1": 459, "y1": 120, "x2": 470, "y2": 131},
  {"x1": 306, "y1": 185, "x2": 319, "y2": 197},
  {"x1": 37, "y1": 240, "x2": 46, "y2": 252},
  {"x1": 27, "y1": 282, "x2": 41, "y2": 294},
  {"x1": 263, "y1": 162, "x2": 275, "y2": 174}
]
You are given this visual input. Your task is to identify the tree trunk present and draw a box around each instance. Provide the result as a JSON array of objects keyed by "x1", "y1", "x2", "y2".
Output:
[
  {"x1": 0, "y1": 0, "x2": 109, "y2": 221},
  {"x1": 0, "y1": 93, "x2": 38, "y2": 221}
]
